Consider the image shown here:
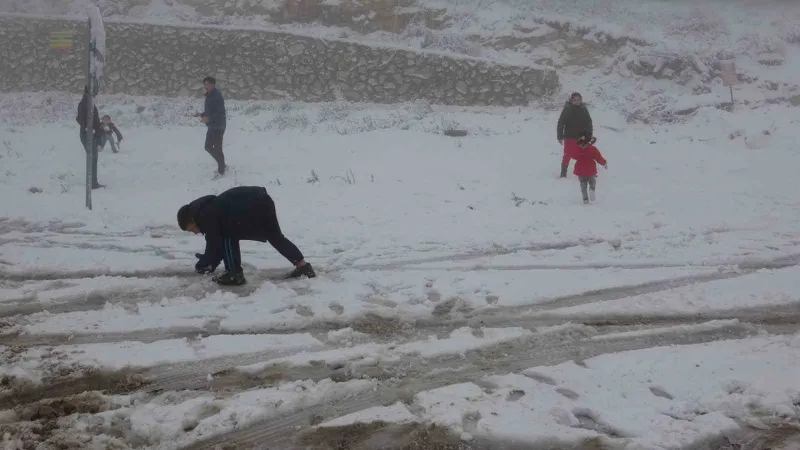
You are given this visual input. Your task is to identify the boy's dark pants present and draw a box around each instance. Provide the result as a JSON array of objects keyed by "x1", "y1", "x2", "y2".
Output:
[
  {"x1": 579, "y1": 175, "x2": 596, "y2": 201},
  {"x1": 205, "y1": 129, "x2": 226, "y2": 173},
  {"x1": 79, "y1": 130, "x2": 100, "y2": 186},
  {"x1": 222, "y1": 193, "x2": 305, "y2": 274},
  {"x1": 98, "y1": 134, "x2": 118, "y2": 153}
]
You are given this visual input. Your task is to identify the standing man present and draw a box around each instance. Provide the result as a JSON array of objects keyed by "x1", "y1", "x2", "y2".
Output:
[
  {"x1": 199, "y1": 76, "x2": 227, "y2": 176},
  {"x1": 556, "y1": 92, "x2": 593, "y2": 178},
  {"x1": 76, "y1": 85, "x2": 103, "y2": 189}
]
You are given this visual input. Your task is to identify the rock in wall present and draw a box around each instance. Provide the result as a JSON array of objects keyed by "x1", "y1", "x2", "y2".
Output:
[{"x1": 0, "y1": 15, "x2": 559, "y2": 106}]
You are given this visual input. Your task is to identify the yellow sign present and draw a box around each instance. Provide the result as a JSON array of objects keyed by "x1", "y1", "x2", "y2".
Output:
[{"x1": 49, "y1": 31, "x2": 74, "y2": 51}]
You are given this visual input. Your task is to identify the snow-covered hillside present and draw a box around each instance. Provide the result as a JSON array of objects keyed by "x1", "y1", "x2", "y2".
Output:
[{"x1": 3, "y1": 0, "x2": 800, "y2": 122}]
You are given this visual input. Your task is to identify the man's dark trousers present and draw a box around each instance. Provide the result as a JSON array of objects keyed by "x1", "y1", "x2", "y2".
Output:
[
  {"x1": 222, "y1": 190, "x2": 305, "y2": 274},
  {"x1": 80, "y1": 130, "x2": 100, "y2": 187},
  {"x1": 205, "y1": 129, "x2": 225, "y2": 174}
]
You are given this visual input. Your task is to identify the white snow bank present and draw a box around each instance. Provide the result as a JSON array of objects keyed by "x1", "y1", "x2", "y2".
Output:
[
  {"x1": 548, "y1": 266, "x2": 800, "y2": 316},
  {"x1": 72, "y1": 378, "x2": 376, "y2": 448},
  {"x1": 323, "y1": 333, "x2": 800, "y2": 448},
  {"x1": 236, "y1": 325, "x2": 541, "y2": 375},
  {"x1": 0, "y1": 333, "x2": 324, "y2": 384}
]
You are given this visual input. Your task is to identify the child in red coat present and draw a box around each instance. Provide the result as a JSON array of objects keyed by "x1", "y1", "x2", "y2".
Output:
[{"x1": 569, "y1": 133, "x2": 607, "y2": 204}]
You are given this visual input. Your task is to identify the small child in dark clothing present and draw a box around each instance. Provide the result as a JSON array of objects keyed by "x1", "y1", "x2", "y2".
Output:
[
  {"x1": 99, "y1": 115, "x2": 123, "y2": 153},
  {"x1": 568, "y1": 133, "x2": 608, "y2": 204}
]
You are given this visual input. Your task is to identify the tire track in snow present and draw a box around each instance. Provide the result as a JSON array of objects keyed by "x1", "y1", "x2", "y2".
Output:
[
  {"x1": 0, "y1": 217, "x2": 178, "y2": 238},
  {"x1": 293, "y1": 413, "x2": 800, "y2": 450},
  {"x1": 182, "y1": 322, "x2": 786, "y2": 450},
  {"x1": 0, "y1": 239, "x2": 579, "y2": 283},
  {"x1": 540, "y1": 303, "x2": 800, "y2": 327},
  {"x1": 1, "y1": 235, "x2": 602, "y2": 284},
  {"x1": 0, "y1": 273, "x2": 272, "y2": 318},
  {"x1": 348, "y1": 237, "x2": 606, "y2": 270},
  {"x1": 1, "y1": 310, "x2": 793, "y2": 410},
  {"x1": 408, "y1": 254, "x2": 800, "y2": 331},
  {"x1": 0, "y1": 238, "x2": 178, "y2": 257},
  {"x1": 2, "y1": 259, "x2": 798, "y2": 348},
  {"x1": 432, "y1": 269, "x2": 749, "y2": 327},
  {"x1": 3, "y1": 218, "x2": 796, "y2": 278},
  {"x1": 0, "y1": 319, "x2": 780, "y2": 427},
  {"x1": 0, "y1": 368, "x2": 147, "y2": 409},
  {"x1": 0, "y1": 267, "x2": 199, "y2": 282},
  {"x1": 0, "y1": 324, "x2": 591, "y2": 408},
  {"x1": 3, "y1": 231, "x2": 797, "y2": 323},
  {"x1": 0, "y1": 266, "x2": 319, "y2": 320},
  {"x1": 0, "y1": 282, "x2": 216, "y2": 318},
  {"x1": 0, "y1": 345, "x2": 331, "y2": 409},
  {"x1": 134, "y1": 321, "x2": 718, "y2": 394},
  {"x1": 144, "y1": 345, "x2": 332, "y2": 393},
  {"x1": 196, "y1": 321, "x2": 799, "y2": 395}
]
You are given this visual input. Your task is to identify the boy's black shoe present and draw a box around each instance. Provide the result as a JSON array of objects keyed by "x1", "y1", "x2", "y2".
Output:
[
  {"x1": 213, "y1": 271, "x2": 246, "y2": 286},
  {"x1": 285, "y1": 263, "x2": 316, "y2": 279}
]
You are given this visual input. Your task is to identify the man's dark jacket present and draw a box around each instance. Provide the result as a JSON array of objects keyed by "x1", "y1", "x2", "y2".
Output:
[
  {"x1": 557, "y1": 101, "x2": 593, "y2": 141},
  {"x1": 201, "y1": 88, "x2": 226, "y2": 131},
  {"x1": 189, "y1": 186, "x2": 274, "y2": 267},
  {"x1": 76, "y1": 92, "x2": 102, "y2": 135}
]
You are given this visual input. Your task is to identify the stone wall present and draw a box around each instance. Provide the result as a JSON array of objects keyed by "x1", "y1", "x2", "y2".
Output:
[{"x1": 0, "y1": 15, "x2": 559, "y2": 106}]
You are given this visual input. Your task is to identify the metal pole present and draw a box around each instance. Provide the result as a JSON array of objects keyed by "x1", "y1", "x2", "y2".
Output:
[
  {"x1": 729, "y1": 86, "x2": 734, "y2": 111},
  {"x1": 85, "y1": 18, "x2": 93, "y2": 210}
]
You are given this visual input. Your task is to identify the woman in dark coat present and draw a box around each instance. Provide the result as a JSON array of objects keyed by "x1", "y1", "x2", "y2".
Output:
[{"x1": 556, "y1": 92, "x2": 593, "y2": 178}]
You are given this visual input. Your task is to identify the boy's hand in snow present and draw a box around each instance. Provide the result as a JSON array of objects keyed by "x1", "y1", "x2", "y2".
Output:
[
  {"x1": 194, "y1": 253, "x2": 216, "y2": 274},
  {"x1": 196, "y1": 265, "x2": 215, "y2": 274}
]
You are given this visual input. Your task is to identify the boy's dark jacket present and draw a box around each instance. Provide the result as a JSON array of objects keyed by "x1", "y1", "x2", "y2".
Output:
[
  {"x1": 557, "y1": 101, "x2": 593, "y2": 141},
  {"x1": 201, "y1": 88, "x2": 226, "y2": 131},
  {"x1": 189, "y1": 186, "x2": 273, "y2": 268},
  {"x1": 102, "y1": 122, "x2": 123, "y2": 141}
]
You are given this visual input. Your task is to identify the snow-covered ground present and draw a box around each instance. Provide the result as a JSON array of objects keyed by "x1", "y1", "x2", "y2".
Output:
[{"x1": 0, "y1": 91, "x2": 799, "y2": 449}]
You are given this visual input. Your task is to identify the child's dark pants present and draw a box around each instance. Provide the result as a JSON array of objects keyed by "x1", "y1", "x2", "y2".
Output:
[
  {"x1": 97, "y1": 134, "x2": 119, "y2": 153},
  {"x1": 579, "y1": 176, "x2": 596, "y2": 202}
]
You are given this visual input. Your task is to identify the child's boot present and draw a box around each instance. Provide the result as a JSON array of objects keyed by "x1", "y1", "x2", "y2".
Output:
[
  {"x1": 213, "y1": 270, "x2": 246, "y2": 286},
  {"x1": 285, "y1": 262, "x2": 316, "y2": 279},
  {"x1": 589, "y1": 189, "x2": 596, "y2": 202}
]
